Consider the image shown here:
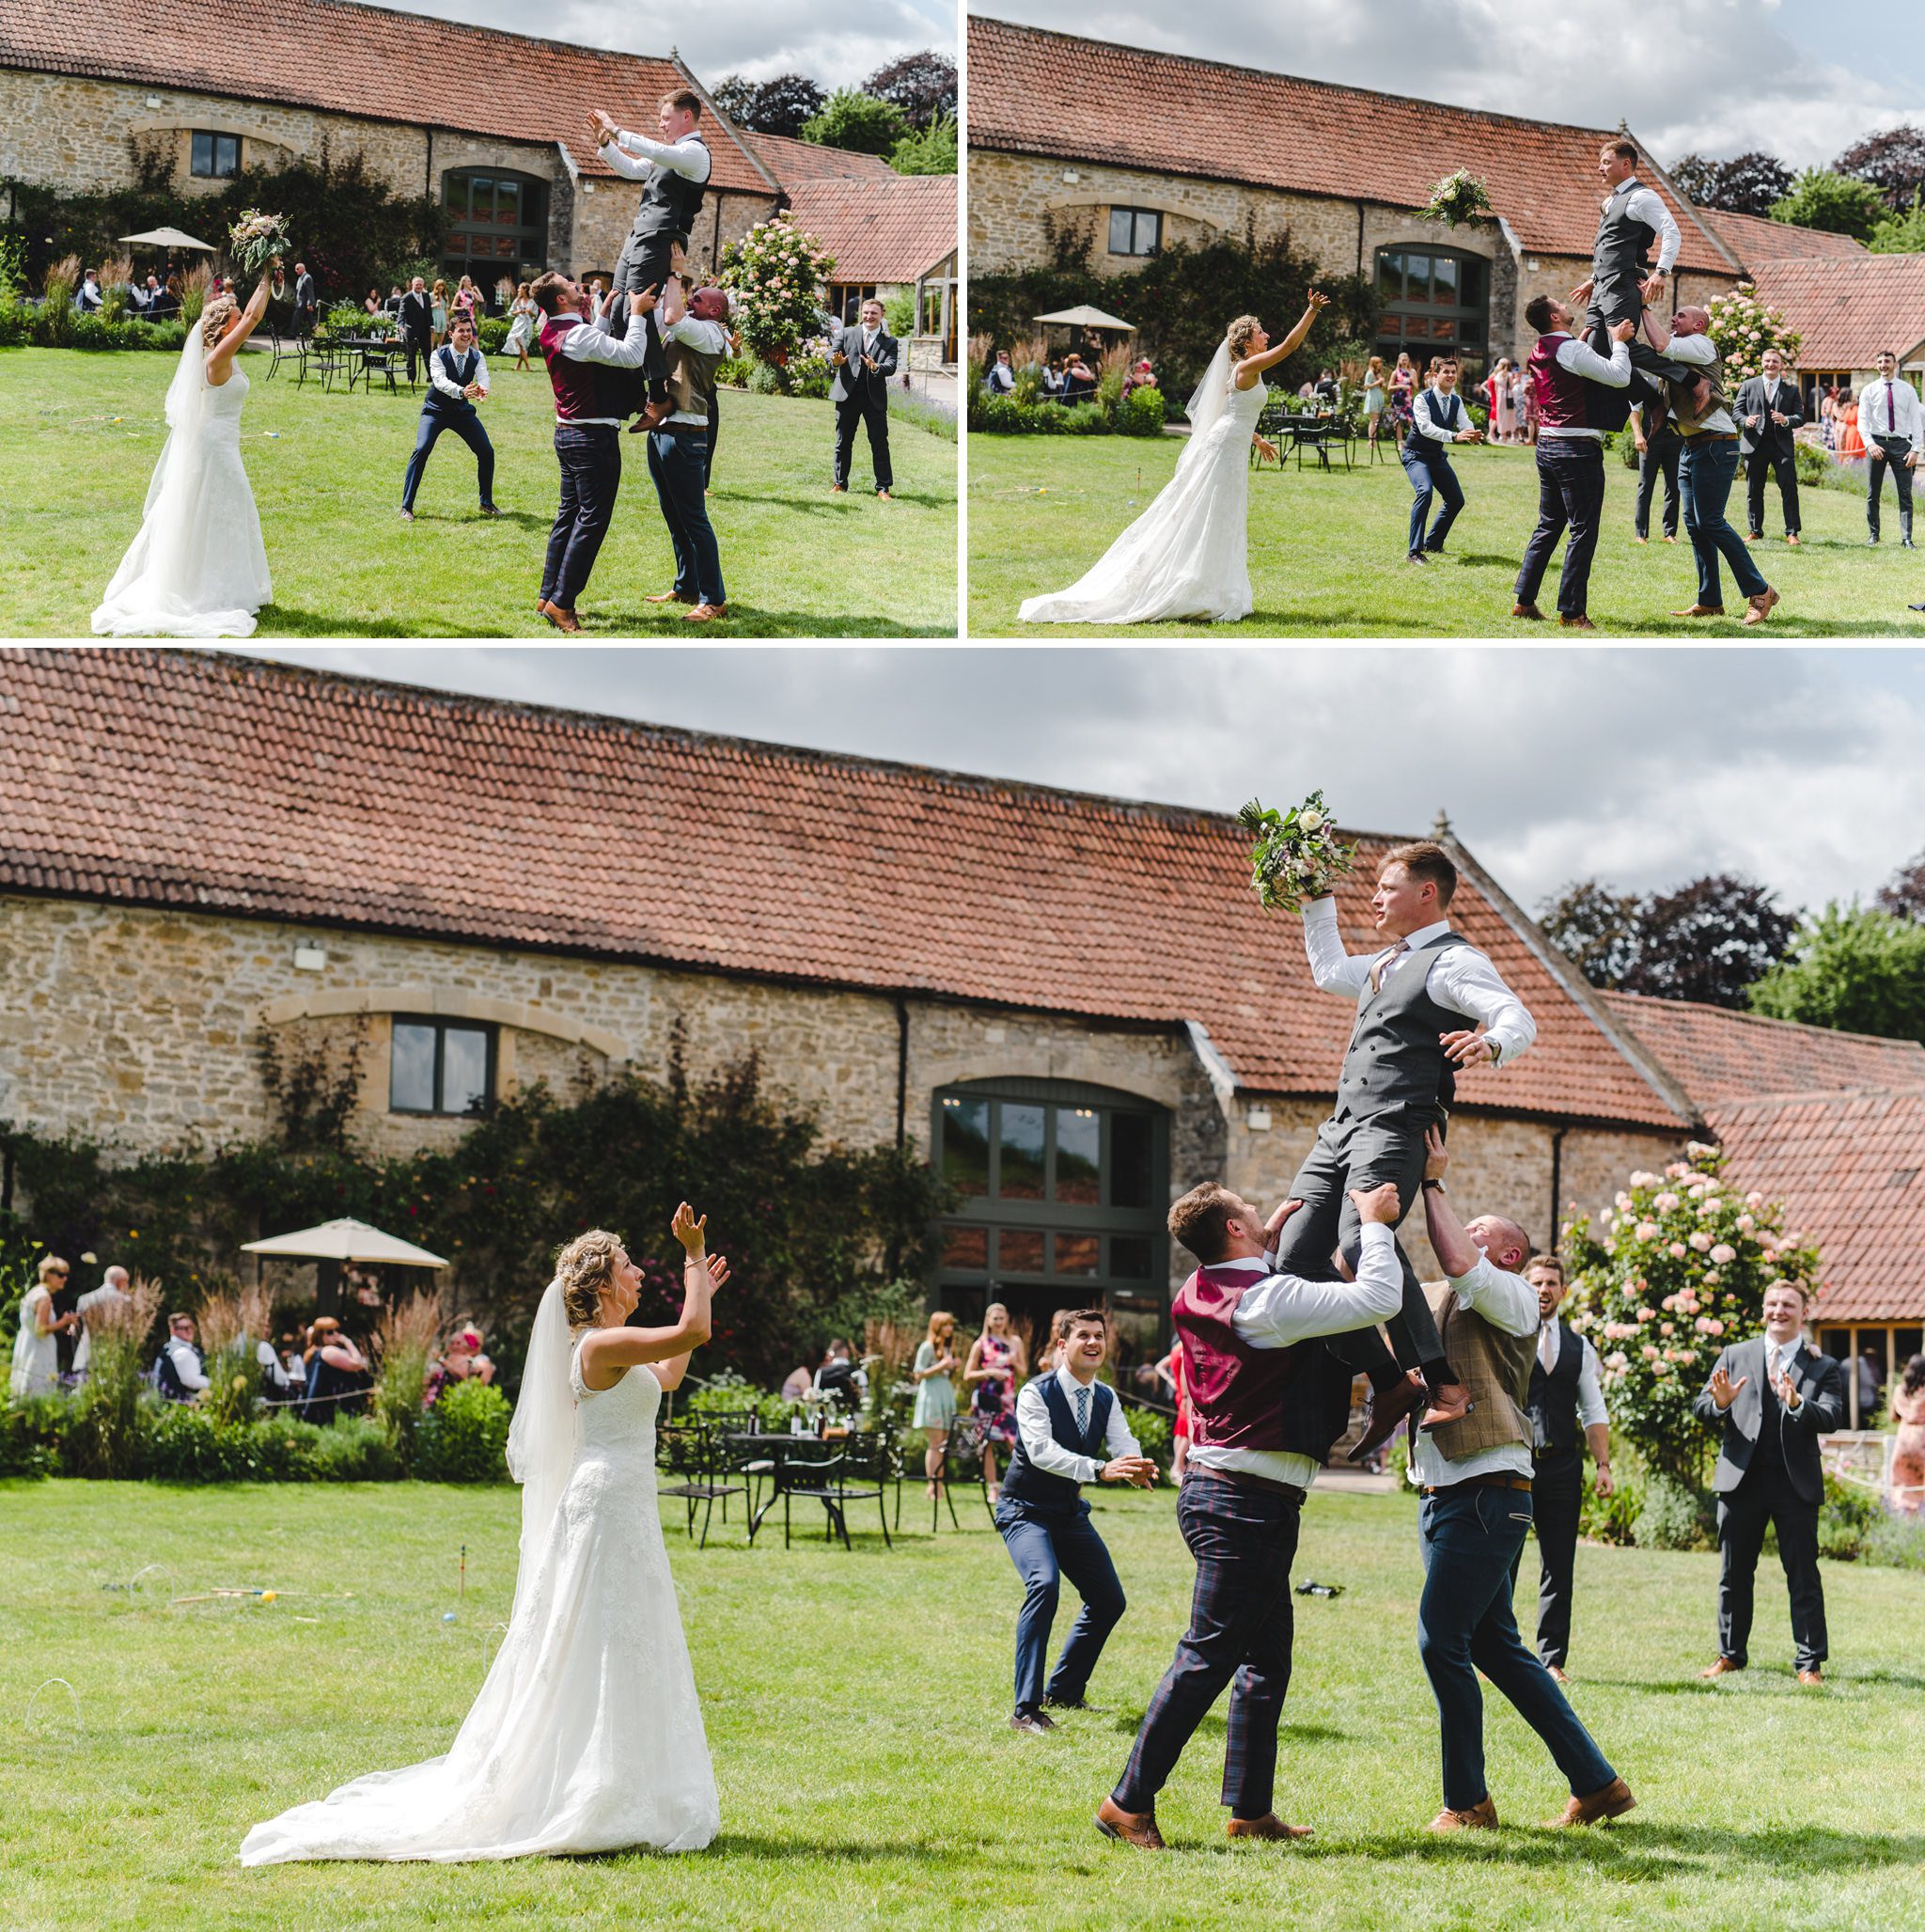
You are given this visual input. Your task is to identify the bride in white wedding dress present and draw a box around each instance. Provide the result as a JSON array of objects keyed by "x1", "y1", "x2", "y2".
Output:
[
  {"x1": 1020, "y1": 292, "x2": 1329, "y2": 626},
  {"x1": 240, "y1": 1207, "x2": 728, "y2": 1864},
  {"x1": 92, "y1": 264, "x2": 276, "y2": 638}
]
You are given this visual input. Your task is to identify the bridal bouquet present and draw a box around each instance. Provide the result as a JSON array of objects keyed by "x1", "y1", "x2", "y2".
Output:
[
  {"x1": 1418, "y1": 170, "x2": 1493, "y2": 227},
  {"x1": 1239, "y1": 791, "x2": 1356, "y2": 914},
  {"x1": 228, "y1": 209, "x2": 291, "y2": 275}
]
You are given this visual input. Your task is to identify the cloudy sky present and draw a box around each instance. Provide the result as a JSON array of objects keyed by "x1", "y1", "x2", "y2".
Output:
[
  {"x1": 983, "y1": 0, "x2": 1925, "y2": 171},
  {"x1": 379, "y1": 0, "x2": 949, "y2": 94},
  {"x1": 244, "y1": 646, "x2": 1925, "y2": 920}
]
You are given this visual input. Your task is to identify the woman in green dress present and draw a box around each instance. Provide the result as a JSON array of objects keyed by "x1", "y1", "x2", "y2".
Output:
[{"x1": 911, "y1": 1310, "x2": 960, "y2": 1500}]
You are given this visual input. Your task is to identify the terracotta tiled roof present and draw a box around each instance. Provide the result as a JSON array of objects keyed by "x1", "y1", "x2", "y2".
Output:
[
  {"x1": 0, "y1": 0, "x2": 775, "y2": 196},
  {"x1": 966, "y1": 16, "x2": 1733, "y2": 274},
  {"x1": 1702, "y1": 208, "x2": 1868, "y2": 267},
  {"x1": 744, "y1": 132, "x2": 900, "y2": 186},
  {"x1": 0, "y1": 651, "x2": 1687, "y2": 1132},
  {"x1": 1747, "y1": 254, "x2": 1925, "y2": 370},
  {"x1": 1702, "y1": 1087, "x2": 1925, "y2": 1321},
  {"x1": 1596, "y1": 991, "x2": 1925, "y2": 1113},
  {"x1": 785, "y1": 176, "x2": 958, "y2": 283}
]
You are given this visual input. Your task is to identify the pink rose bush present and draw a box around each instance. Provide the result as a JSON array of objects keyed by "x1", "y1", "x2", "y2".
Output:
[
  {"x1": 719, "y1": 215, "x2": 837, "y2": 369},
  {"x1": 1565, "y1": 1142, "x2": 1821, "y2": 1485}
]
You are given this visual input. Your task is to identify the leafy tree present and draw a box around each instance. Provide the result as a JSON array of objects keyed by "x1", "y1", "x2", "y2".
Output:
[
  {"x1": 1768, "y1": 168, "x2": 1889, "y2": 241},
  {"x1": 1878, "y1": 849, "x2": 1925, "y2": 921},
  {"x1": 1540, "y1": 872, "x2": 1797, "y2": 1008},
  {"x1": 865, "y1": 51, "x2": 957, "y2": 130},
  {"x1": 1869, "y1": 190, "x2": 1925, "y2": 255},
  {"x1": 1748, "y1": 903, "x2": 1925, "y2": 1043},
  {"x1": 1834, "y1": 124, "x2": 1925, "y2": 210},
  {"x1": 801, "y1": 89, "x2": 912, "y2": 157},
  {"x1": 712, "y1": 73, "x2": 826, "y2": 138},
  {"x1": 1669, "y1": 150, "x2": 1793, "y2": 216},
  {"x1": 889, "y1": 113, "x2": 957, "y2": 177}
]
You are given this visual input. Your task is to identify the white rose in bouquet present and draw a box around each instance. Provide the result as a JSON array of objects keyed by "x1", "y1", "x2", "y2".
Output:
[{"x1": 1239, "y1": 789, "x2": 1357, "y2": 914}]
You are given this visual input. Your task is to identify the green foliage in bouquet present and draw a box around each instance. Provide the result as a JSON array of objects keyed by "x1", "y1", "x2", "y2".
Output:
[
  {"x1": 228, "y1": 209, "x2": 292, "y2": 275},
  {"x1": 1563, "y1": 1142, "x2": 1821, "y2": 1489},
  {"x1": 1238, "y1": 790, "x2": 1357, "y2": 914},
  {"x1": 1419, "y1": 171, "x2": 1494, "y2": 227}
]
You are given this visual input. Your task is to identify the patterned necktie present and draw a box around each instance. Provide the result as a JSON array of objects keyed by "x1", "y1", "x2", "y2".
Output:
[
  {"x1": 1370, "y1": 938, "x2": 1409, "y2": 993},
  {"x1": 1074, "y1": 1383, "x2": 1091, "y2": 1441}
]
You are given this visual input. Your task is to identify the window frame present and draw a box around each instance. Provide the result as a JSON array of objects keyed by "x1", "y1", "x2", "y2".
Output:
[
  {"x1": 1107, "y1": 207, "x2": 1163, "y2": 258},
  {"x1": 441, "y1": 167, "x2": 549, "y2": 285},
  {"x1": 190, "y1": 131, "x2": 241, "y2": 180},
  {"x1": 387, "y1": 1014, "x2": 498, "y2": 1118},
  {"x1": 1372, "y1": 244, "x2": 1490, "y2": 372}
]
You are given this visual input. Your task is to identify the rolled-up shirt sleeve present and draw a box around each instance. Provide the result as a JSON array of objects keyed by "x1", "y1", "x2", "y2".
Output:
[
  {"x1": 167, "y1": 1338, "x2": 210, "y2": 1391},
  {"x1": 1575, "y1": 1336, "x2": 1609, "y2": 1429},
  {"x1": 1447, "y1": 1254, "x2": 1539, "y2": 1337},
  {"x1": 1232, "y1": 1221, "x2": 1405, "y2": 1344},
  {"x1": 1662, "y1": 332, "x2": 1717, "y2": 367}
]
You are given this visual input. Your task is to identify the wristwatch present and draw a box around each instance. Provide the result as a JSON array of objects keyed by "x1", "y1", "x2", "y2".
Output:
[{"x1": 1422, "y1": 1179, "x2": 1446, "y2": 1193}]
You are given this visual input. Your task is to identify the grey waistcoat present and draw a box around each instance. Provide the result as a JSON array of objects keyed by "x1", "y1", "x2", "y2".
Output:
[{"x1": 1334, "y1": 930, "x2": 1475, "y2": 1123}]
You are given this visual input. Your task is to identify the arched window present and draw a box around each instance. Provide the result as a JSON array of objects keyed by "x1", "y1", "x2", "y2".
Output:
[
  {"x1": 931, "y1": 1078, "x2": 1169, "y2": 1353},
  {"x1": 443, "y1": 168, "x2": 548, "y2": 284},
  {"x1": 1374, "y1": 245, "x2": 1491, "y2": 378}
]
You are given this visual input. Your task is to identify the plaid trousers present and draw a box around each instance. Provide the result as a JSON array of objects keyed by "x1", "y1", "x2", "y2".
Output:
[{"x1": 1112, "y1": 1471, "x2": 1302, "y2": 1819}]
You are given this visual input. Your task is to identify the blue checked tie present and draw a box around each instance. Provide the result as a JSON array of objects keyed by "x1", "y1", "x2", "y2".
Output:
[{"x1": 1074, "y1": 1383, "x2": 1091, "y2": 1443}]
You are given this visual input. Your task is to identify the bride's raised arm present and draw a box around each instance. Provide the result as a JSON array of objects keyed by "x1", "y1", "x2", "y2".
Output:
[
  {"x1": 578, "y1": 1203, "x2": 728, "y2": 1390},
  {"x1": 1234, "y1": 289, "x2": 1330, "y2": 386},
  {"x1": 206, "y1": 261, "x2": 277, "y2": 385}
]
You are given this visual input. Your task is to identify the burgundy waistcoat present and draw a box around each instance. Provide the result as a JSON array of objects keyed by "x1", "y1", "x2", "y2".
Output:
[
  {"x1": 540, "y1": 314, "x2": 615, "y2": 421},
  {"x1": 1174, "y1": 1264, "x2": 1307, "y2": 1453},
  {"x1": 1529, "y1": 335, "x2": 1591, "y2": 433}
]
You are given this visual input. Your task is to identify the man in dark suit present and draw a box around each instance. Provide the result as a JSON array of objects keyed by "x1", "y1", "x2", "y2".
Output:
[
  {"x1": 830, "y1": 298, "x2": 898, "y2": 499},
  {"x1": 291, "y1": 260, "x2": 317, "y2": 338},
  {"x1": 1693, "y1": 1280, "x2": 1843, "y2": 1685},
  {"x1": 398, "y1": 275, "x2": 434, "y2": 385},
  {"x1": 1737, "y1": 347, "x2": 1804, "y2": 544},
  {"x1": 1631, "y1": 400, "x2": 1682, "y2": 544}
]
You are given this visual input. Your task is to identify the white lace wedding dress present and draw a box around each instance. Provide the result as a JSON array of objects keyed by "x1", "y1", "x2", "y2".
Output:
[
  {"x1": 239, "y1": 1325, "x2": 719, "y2": 1862},
  {"x1": 1021, "y1": 351, "x2": 1261, "y2": 626},
  {"x1": 92, "y1": 333, "x2": 272, "y2": 639}
]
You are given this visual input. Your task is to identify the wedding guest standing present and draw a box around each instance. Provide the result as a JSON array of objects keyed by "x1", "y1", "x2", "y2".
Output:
[
  {"x1": 829, "y1": 298, "x2": 898, "y2": 499},
  {"x1": 964, "y1": 1301, "x2": 1027, "y2": 1502},
  {"x1": 1631, "y1": 398, "x2": 1682, "y2": 543},
  {"x1": 999, "y1": 1311, "x2": 1152, "y2": 1736},
  {"x1": 504, "y1": 283, "x2": 539, "y2": 370},
  {"x1": 72, "y1": 1264, "x2": 133, "y2": 1381},
  {"x1": 399, "y1": 312, "x2": 499, "y2": 524},
  {"x1": 1389, "y1": 351, "x2": 1416, "y2": 431},
  {"x1": 1890, "y1": 1356, "x2": 1925, "y2": 1514},
  {"x1": 8, "y1": 1255, "x2": 77, "y2": 1399},
  {"x1": 1401, "y1": 356, "x2": 1481, "y2": 564},
  {"x1": 530, "y1": 275, "x2": 654, "y2": 633},
  {"x1": 292, "y1": 260, "x2": 317, "y2": 337},
  {"x1": 1363, "y1": 355, "x2": 1387, "y2": 448},
  {"x1": 1836, "y1": 388, "x2": 1864, "y2": 462},
  {"x1": 1860, "y1": 349, "x2": 1922, "y2": 548},
  {"x1": 1694, "y1": 1280, "x2": 1842, "y2": 1685},
  {"x1": 399, "y1": 276, "x2": 433, "y2": 385},
  {"x1": 430, "y1": 279, "x2": 450, "y2": 348},
  {"x1": 912, "y1": 1310, "x2": 960, "y2": 1500},
  {"x1": 1737, "y1": 347, "x2": 1804, "y2": 545},
  {"x1": 1510, "y1": 1254, "x2": 1613, "y2": 1682}
]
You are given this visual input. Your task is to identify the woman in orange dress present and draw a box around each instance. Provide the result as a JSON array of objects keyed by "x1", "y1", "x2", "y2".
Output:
[
  {"x1": 1836, "y1": 388, "x2": 1866, "y2": 462},
  {"x1": 1890, "y1": 1355, "x2": 1925, "y2": 1515}
]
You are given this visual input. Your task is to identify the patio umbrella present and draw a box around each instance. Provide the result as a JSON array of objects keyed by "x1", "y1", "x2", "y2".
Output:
[
  {"x1": 118, "y1": 227, "x2": 217, "y2": 251},
  {"x1": 242, "y1": 1217, "x2": 449, "y2": 1267},
  {"x1": 1033, "y1": 304, "x2": 1136, "y2": 333}
]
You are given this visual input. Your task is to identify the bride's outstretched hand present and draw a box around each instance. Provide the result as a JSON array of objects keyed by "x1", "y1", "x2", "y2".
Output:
[
  {"x1": 707, "y1": 1254, "x2": 731, "y2": 1291},
  {"x1": 670, "y1": 1202, "x2": 708, "y2": 1253}
]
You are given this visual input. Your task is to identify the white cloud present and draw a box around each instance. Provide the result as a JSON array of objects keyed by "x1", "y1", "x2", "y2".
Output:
[
  {"x1": 240, "y1": 646, "x2": 1925, "y2": 920},
  {"x1": 988, "y1": 0, "x2": 1924, "y2": 169}
]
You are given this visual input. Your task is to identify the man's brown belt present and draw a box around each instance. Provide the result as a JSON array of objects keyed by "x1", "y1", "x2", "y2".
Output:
[{"x1": 1420, "y1": 1472, "x2": 1533, "y2": 1496}]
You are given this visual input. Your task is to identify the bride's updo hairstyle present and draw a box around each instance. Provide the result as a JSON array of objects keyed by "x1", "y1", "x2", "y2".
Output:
[
  {"x1": 200, "y1": 293, "x2": 239, "y2": 347},
  {"x1": 1226, "y1": 314, "x2": 1262, "y2": 361},
  {"x1": 554, "y1": 1228, "x2": 623, "y2": 1327}
]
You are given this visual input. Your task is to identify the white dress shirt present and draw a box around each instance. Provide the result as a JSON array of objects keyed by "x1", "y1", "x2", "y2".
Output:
[
  {"x1": 430, "y1": 345, "x2": 488, "y2": 401},
  {"x1": 1412, "y1": 388, "x2": 1469, "y2": 443},
  {"x1": 1661, "y1": 332, "x2": 1736, "y2": 435},
  {"x1": 987, "y1": 362, "x2": 1016, "y2": 393},
  {"x1": 1605, "y1": 181, "x2": 1682, "y2": 274},
  {"x1": 550, "y1": 305, "x2": 651, "y2": 425},
  {"x1": 1407, "y1": 1254, "x2": 1539, "y2": 1488},
  {"x1": 603, "y1": 129, "x2": 712, "y2": 186},
  {"x1": 1303, "y1": 900, "x2": 1535, "y2": 1066},
  {"x1": 1013, "y1": 1366, "x2": 1141, "y2": 1484},
  {"x1": 1185, "y1": 1220, "x2": 1406, "y2": 1491},
  {"x1": 1536, "y1": 1320, "x2": 1608, "y2": 1431},
  {"x1": 662, "y1": 313, "x2": 730, "y2": 426},
  {"x1": 1536, "y1": 335, "x2": 1631, "y2": 441},
  {"x1": 163, "y1": 1334, "x2": 210, "y2": 1392},
  {"x1": 1858, "y1": 377, "x2": 1924, "y2": 454}
]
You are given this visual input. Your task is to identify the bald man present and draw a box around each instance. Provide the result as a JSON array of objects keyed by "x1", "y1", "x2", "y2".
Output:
[{"x1": 1408, "y1": 1128, "x2": 1633, "y2": 1834}]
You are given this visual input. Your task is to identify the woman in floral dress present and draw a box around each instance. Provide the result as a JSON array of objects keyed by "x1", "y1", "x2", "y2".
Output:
[{"x1": 964, "y1": 1301, "x2": 1026, "y2": 1503}]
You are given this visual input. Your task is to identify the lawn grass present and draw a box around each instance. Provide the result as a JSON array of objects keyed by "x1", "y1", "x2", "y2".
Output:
[
  {"x1": 967, "y1": 430, "x2": 1925, "y2": 637},
  {"x1": 0, "y1": 348, "x2": 956, "y2": 638},
  {"x1": 4, "y1": 1476, "x2": 1922, "y2": 1930}
]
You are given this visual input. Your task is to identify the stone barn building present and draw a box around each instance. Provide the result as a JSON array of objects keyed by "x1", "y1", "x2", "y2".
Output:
[
  {"x1": 967, "y1": 17, "x2": 1868, "y2": 383},
  {"x1": 5, "y1": 650, "x2": 1907, "y2": 1383}
]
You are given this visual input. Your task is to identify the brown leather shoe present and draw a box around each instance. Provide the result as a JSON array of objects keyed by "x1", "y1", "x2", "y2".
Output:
[
  {"x1": 1698, "y1": 1657, "x2": 1743, "y2": 1679},
  {"x1": 1009, "y1": 1710, "x2": 1056, "y2": 1736},
  {"x1": 1545, "y1": 1776, "x2": 1636, "y2": 1828},
  {"x1": 1669, "y1": 604, "x2": 1725, "y2": 618},
  {"x1": 1095, "y1": 1797, "x2": 1166, "y2": 1849},
  {"x1": 1227, "y1": 1813, "x2": 1313, "y2": 1841},
  {"x1": 1349, "y1": 1369, "x2": 1428, "y2": 1463},
  {"x1": 645, "y1": 589, "x2": 696, "y2": 605},
  {"x1": 1428, "y1": 1797, "x2": 1498, "y2": 1832},
  {"x1": 538, "y1": 599, "x2": 583, "y2": 634},
  {"x1": 1547, "y1": 1664, "x2": 1572, "y2": 1685},
  {"x1": 1559, "y1": 614, "x2": 1596, "y2": 630},
  {"x1": 1787, "y1": 533, "x2": 1801, "y2": 546},
  {"x1": 684, "y1": 602, "x2": 728, "y2": 623},
  {"x1": 1798, "y1": 1669, "x2": 1823, "y2": 1687},
  {"x1": 1743, "y1": 587, "x2": 1779, "y2": 626},
  {"x1": 1511, "y1": 601, "x2": 1545, "y2": 620},
  {"x1": 1419, "y1": 1381, "x2": 1474, "y2": 1432}
]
